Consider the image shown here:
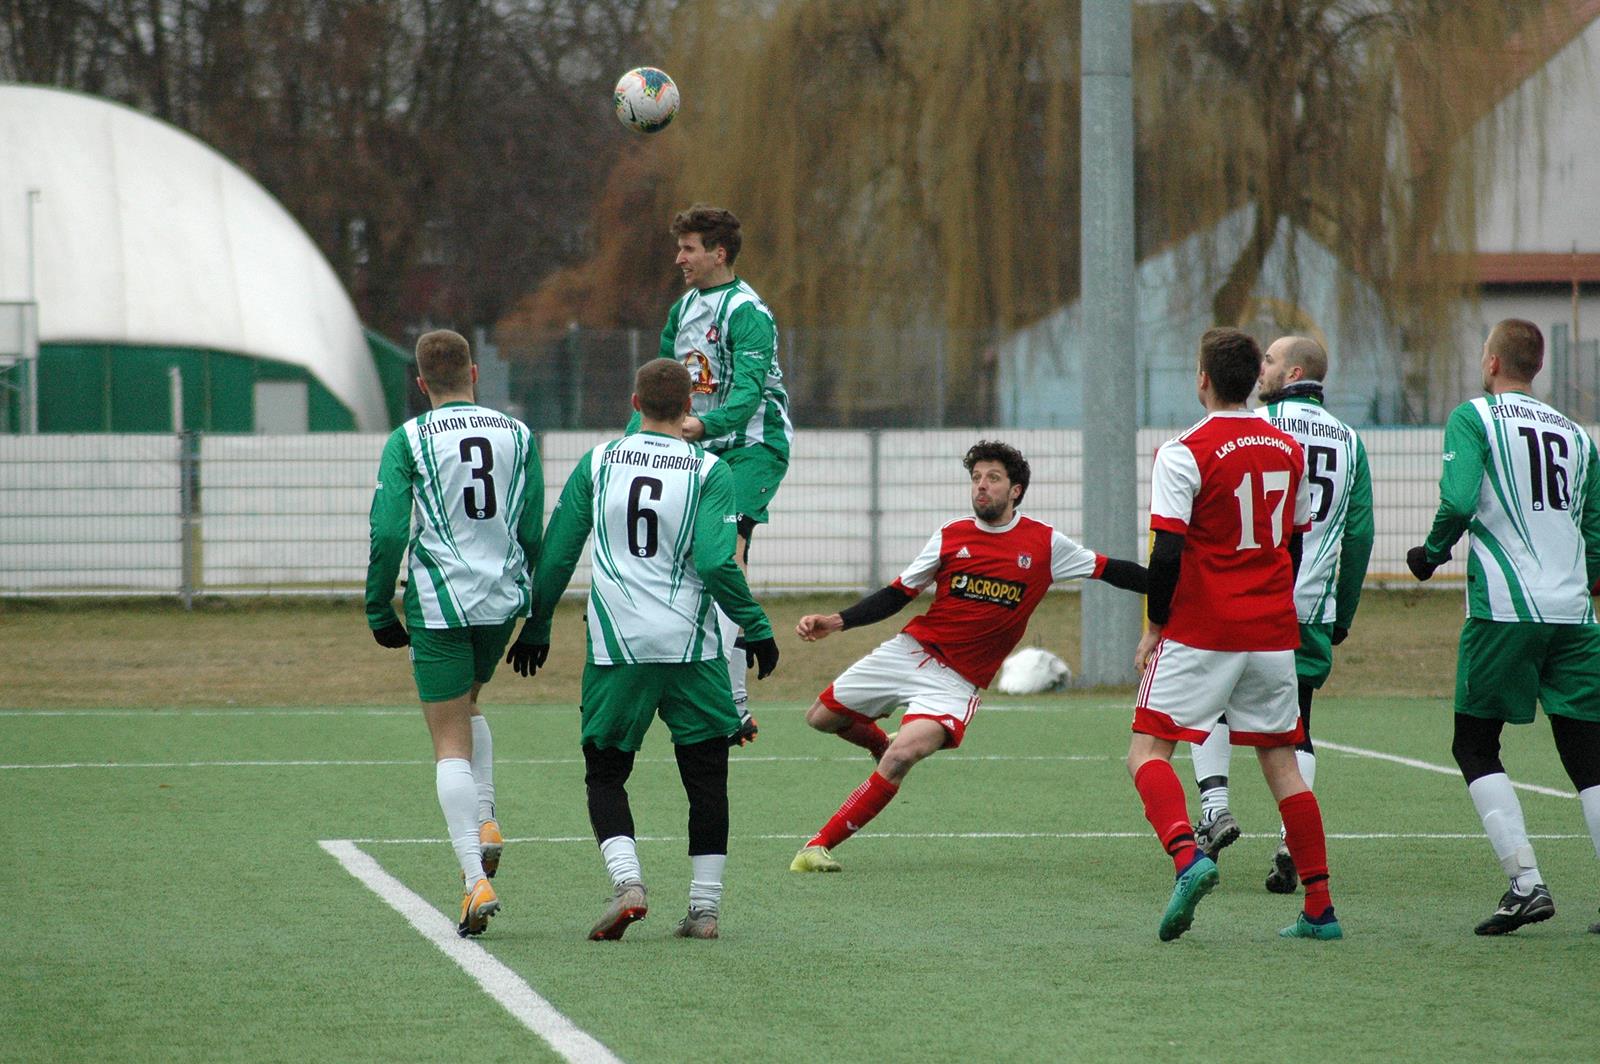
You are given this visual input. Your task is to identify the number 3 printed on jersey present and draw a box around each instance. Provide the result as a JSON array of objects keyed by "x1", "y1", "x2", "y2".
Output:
[
  {"x1": 1233, "y1": 471, "x2": 1290, "y2": 550},
  {"x1": 459, "y1": 436, "x2": 497, "y2": 520}
]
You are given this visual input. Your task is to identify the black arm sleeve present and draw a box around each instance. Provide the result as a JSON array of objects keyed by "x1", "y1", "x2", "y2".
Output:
[
  {"x1": 839, "y1": 584, "x2": 916, "y2": 630},
  {"x1": 1146, "y1": 531, "x2": 1184, "y2": 626},
  {"x1": 1095, "y1": 557, "x2": 1148, "y2": 594},
  {"x1": 1288, "y1": 531, "x2": 1303, "y2": 583}
]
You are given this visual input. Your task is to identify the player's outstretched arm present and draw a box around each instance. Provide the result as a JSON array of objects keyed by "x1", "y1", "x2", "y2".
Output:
[
  {"x1": 1095, "y1": 557, "x2": 1148, "y2": 594},
  {"x1": 797, "y1": 583, "x2": 916, "y2": 641}
]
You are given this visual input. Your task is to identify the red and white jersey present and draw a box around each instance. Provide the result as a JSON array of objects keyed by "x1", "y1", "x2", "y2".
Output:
[
  {"x1": 1149, "y1": 410, "x2": 1311, "y2": 652},
  {"x1": 893, "y1": 512, "x2": 1102, "y2": 687}
]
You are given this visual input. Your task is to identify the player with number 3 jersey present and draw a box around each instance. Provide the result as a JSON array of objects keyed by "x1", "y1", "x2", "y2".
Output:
[
  {"x1": 1129, "y1": 328, "x2": 1341, "y2": 943},
  {"x1": 366, "y1": 329, "x2": 543, "y2": 939}
]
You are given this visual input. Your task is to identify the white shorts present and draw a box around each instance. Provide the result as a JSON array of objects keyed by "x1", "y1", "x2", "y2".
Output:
[
  {"x1": 1134, "y1": 636, "x2": 1302, "y2": 747},
  {"x1": 819, "y1": 633, "x2": 981, "y2": 748}
]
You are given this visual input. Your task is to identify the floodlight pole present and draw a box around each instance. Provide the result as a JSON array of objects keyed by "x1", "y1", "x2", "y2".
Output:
[
  {"x1": 1079, "y1": 0, "x2": 1140, "y2": 686},
  {"x1": 24, "y1": 189, "x2": 39, "y2": 433}
]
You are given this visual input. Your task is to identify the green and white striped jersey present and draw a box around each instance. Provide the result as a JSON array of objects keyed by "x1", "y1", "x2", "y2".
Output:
[
  {"x1": 366, "y1": 402, "x2": 543, "y2": 630},
  {"x1": 1260, "y1": 396, "x2": 1374, "y2": 626},
  {"x1": 1424, "y1": 393, "x2": 1600, "y2": 623},
  {"x1": 658, "y1": 278, "x2": 792, "y2": 457},
  {"x1": 528, "y1": 431, "x2": 773, "y2": 665}
]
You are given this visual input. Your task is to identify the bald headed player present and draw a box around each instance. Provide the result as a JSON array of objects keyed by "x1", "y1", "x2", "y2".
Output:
[{"x1": 1187, "y1": 336, "x2": 1373, "y2": 894}]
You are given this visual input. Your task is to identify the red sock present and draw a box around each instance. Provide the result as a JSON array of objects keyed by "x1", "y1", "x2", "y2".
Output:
[
  {"x1": 1133, "y1": 760, "x2": 1199, "y2": 874},
  {"x1": 837, "y1": 720, "x2": 890, "y2": 760},
  {"x1": 808, "y1": 771, "x2": 899, "y2": 849},
  {"x1": 1279, "y1": 790, "x2": 1333, "y2": 918}
]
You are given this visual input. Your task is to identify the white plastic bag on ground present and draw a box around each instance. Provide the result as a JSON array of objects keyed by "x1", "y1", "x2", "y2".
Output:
[{"x1": 995, "y1": 646, "x2": 1071, "y2": 694}]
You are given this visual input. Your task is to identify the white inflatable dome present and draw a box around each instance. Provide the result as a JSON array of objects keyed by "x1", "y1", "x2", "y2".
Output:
[{"x1": 0, "y1": 85, "x2": 386, "y2": 430}]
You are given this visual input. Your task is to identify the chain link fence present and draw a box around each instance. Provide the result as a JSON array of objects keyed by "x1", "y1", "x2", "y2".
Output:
[{"x1": 2, "y1": 426, "x2": 1470, "y2": 600}]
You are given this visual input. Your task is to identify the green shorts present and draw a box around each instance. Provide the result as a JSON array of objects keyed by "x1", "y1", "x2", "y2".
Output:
[
  {"x1": 1295, "y1": 622, "x2": 1335, "y2": 689},
  {"x1": 409, "y1": 619, "x2": 518, "y2": 703},
  {"x1": 580, "y1": 658, "x2": 740, "y2": 751},
  {"x1": 718, "y1": 445, "x2": 788, "y2": 525},
  {"x1": 1455, "y1": 618, "x2": 1600, "y2": 724}
]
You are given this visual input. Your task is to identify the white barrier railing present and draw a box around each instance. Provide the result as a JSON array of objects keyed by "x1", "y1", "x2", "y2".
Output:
[{"x1": 0, "y1": 426, "x2": 1461, "y2": 597}]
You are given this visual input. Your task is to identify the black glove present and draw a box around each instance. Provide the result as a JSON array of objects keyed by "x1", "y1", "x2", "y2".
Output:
[
  {"x1": 372, "y1": 621, "x2": 410, "y2": 648},
  {"x1": 729, "y1": 707, "x2": 759, "y2": 747},
  {"x1": 505, "y1": 636, "x2": 550, "y2": 678},
  {"x1": 1406, "y1": 545, "x2": 1441, "y2": 582},
  {"x1": 1330, "y1": 626, "x2": 1348, "y2": 646},
  {"x1": 744, "y1": 636, "x2": 780, "y2": 679}
]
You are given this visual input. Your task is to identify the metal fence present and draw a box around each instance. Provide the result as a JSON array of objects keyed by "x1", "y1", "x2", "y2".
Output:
[{"x1": 0, "y1": 426, "x2": 1469, "y2": 600}]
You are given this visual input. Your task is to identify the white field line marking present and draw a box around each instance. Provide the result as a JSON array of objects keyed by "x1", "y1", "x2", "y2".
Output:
[
  {"x1": 349, "y1": 831, "x2": 1590, "y2": 845},
  {"x1": 0, "y1": 754, "x2": 1117, "y2": 771},
  {"x1": 1318, "y1": 739, "x2": 1576, "y2": 799},
  {"x1": 319, "y1": 840, "x2": 622, "y2": 1064}
]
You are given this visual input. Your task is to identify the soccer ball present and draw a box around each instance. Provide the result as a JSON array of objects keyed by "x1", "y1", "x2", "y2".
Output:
[{"x1": 613, "y1": 67, "x2": 680, "y2": 133}]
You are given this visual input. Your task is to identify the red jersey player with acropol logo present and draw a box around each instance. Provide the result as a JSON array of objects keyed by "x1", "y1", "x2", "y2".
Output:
[
  {"x1": 1129, "y1": 327, "x2": 1342, "y2": 943},
  {"x1": 787, "y1": 440, "x2": 1148, "y2": 873}
]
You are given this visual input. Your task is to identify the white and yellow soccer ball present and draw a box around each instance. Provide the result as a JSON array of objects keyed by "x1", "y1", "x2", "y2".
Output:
[{"x1": 613, "y1": 67, "x2": 680, "y2": 133}]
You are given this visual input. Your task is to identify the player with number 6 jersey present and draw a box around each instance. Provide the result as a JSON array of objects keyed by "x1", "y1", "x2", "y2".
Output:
[{"x1": 520, "y1": 359, "x2": 777, "y2": 941}]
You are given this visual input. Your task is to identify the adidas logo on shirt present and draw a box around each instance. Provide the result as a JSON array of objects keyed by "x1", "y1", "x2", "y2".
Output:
[{"x1": 956, "y1": 546, "x2": 972, "y2": 558}]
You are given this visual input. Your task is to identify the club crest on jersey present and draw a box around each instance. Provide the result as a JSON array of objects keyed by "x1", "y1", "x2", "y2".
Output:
[
  {"x1": 705, "y1": 324, "x2": 721, "y2": 344},
  {"x1": 683, "y1": 350, "x2": 716, "y2": 395},
  {"x1": 1017, "y1": 553, "x2": 1032, "y2": 569}
]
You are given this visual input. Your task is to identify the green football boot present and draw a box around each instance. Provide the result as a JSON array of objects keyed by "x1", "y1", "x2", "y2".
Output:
[
  {"x1": 1280, "y1": 910, "x2": 1344, "y2": 940},
  {"x1": 1158, "y1": 855, "x2": 1219, "y2": 942}
]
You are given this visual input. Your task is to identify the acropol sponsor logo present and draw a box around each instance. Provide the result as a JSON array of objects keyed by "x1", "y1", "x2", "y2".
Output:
[{"x1": 948, "y1": 572, "x2": 1026, "y2": 609}]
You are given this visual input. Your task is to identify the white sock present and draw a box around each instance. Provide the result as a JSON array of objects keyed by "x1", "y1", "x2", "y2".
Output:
[
  {"x1": 720, "y1": 608, "x2": 748, "y2": 714},
  {"x1": 1580, "y1": 785, "x2": 1600, "y2": 860},
  {"x1": 600, "y1": 835, "x2": 642, "y2": 886},
  {"x1": 1296, "y1": 749, "x2": 1317, "y2": 791},
  {"x1": 689, "y1": 853, "x2": 726, "y2": 913},
  {"x1": 436, "y1": 758, "x2": 485, "y2": 884},
  {"x1": 1468, "y1": 773, "x2": 1542, "y2": 892},
  {"x1": 1193, "y1": 725, "x2": 1231, "y2": 815},
  {"x1": 470, "y1": 714, "x2": 495, "y2": 824},
  {"x1": 1193, "y1": 724, "x2": 1232, "y2": 784}
]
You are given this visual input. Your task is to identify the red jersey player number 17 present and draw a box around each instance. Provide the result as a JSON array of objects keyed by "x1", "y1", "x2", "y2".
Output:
[{"x1": 1148, "y1": 412, "x2": 1311, "y2": 652}]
